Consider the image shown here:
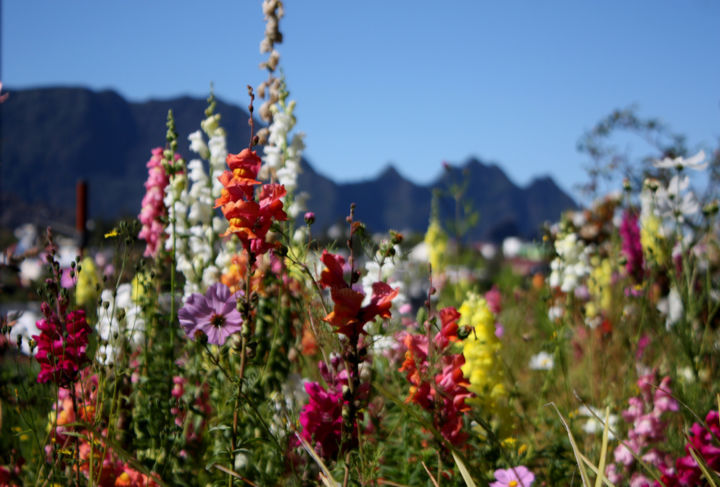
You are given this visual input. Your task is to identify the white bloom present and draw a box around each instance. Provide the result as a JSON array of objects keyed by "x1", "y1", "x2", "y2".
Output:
[
  {"x1": 95, "y1": 284, "x2": 145, "y2": 363},
  {"x1": 529, "y1": 351, "x2": 554, "y2": 370},
  {"x1": 548, "y1": 232, "x2": 592, "y2": 293},
  {"x1": 188, "y1": 130, "x2": 210, "y2": 159},
  {"x1": 654, "y1": 175, "x2": 699, "y2": 221},
  {"x1": 577, "y1": 405, "x2": 618, "y2": 439},
  {"x1": 654, "y1": 150, "x2": 707, "y2": 171},
  {"x1": 657, "y1": 287, "x2": 683, "y2": 329},
  {"x1": 18, "y1": 258, "x2": 43, "y2": 285},
  {"x1": 548, "y1": 305, "x2": 564, "y2": 321},
  {"x1": 502, "y1": 237, "x2": 523, "y2": 258},
  {"x1": 8, "y1": 308, "x2": 40, "y2": 355}
]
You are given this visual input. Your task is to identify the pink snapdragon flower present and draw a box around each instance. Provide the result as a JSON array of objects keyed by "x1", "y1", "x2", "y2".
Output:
[
  {"x1": 138, "y1": 148, "x2": 180, "y2": 257},
  {"x1": 605, "y1": 372, "x2": 678, "y2": 484}
]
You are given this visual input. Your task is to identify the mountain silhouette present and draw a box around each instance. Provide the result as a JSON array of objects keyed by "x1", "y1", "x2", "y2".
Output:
[{"x1": 0, "y1": 86, "x2": 576, "y2": 241}]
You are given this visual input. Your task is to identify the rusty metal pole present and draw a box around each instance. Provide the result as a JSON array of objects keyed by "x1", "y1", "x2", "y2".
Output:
[{"x1": 76, "y1": 180, "x2": 88, "y2": 255}]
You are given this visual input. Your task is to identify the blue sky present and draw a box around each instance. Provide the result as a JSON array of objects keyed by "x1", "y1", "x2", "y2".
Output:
[{"x1": 3, "y1": 1, "x2": 719, "y2": 199}]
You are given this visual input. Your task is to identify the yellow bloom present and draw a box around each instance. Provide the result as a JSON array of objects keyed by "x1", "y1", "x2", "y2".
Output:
[
  {"x1": 458, "y1": 293, "x2": 507, "y2": 414},
  {"x1": 586, "y1": 257, "x2": 614, "y2": 317},
  {"x1": 641, "y1": 214, "x2": 667, "y2": 265},
  {"x1": 75, "y1": 257, "x2": 99, "y2": 310},
  {"x1": 131, "y1": 270, "x2": 153, "y2": 304},
  {"x1": 424, "y1": 219, "x2": 448, "y2": 274}
]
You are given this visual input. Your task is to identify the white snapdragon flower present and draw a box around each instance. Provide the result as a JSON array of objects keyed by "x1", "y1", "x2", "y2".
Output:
[
  {"x1": 548, "y1": 232, "x2": 592, "y2": 292},
  {"x1": 188, "y1": 130, "x2": 210, "y2": 160},
  {"x1": 96, "y1": 284, "x2": 145, "y2": 364}
]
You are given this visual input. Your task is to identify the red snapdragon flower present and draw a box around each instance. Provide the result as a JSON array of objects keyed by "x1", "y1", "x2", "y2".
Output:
[
  {"x1": 215, "y1": 148, "x2": 287, "y2": 255},
  {"x1": 318, "y1": 250, "x2": 398, "y2": 339},
  {"x1": 398, "y1": 306, "x2": 472, "y2": 446}
]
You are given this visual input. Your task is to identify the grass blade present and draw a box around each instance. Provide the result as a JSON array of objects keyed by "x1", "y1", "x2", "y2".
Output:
[{"x1": 451, "y1": 450, "x2": 478, "y2": 487}]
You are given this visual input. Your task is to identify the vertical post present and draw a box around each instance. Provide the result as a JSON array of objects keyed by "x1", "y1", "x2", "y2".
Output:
[{"x1": 76, "y1": 180, "x2": 88, "y2": 254}]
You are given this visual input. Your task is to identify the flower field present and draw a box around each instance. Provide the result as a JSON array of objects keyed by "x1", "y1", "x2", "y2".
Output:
[{"x1": 2, "y1": 3, "x2": 720, "y2": 486}]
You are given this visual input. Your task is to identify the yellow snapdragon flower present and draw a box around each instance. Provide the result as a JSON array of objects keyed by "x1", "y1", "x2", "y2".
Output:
[
  {"x1": 75, "y1": 257, "x2": 99, "y2": 310},
  {"x1": 458, "y1": 293, "x2": 506, "y2": 414},
  {"x1": 424, "y1": 219, "x2": 448, "y2": 274}
]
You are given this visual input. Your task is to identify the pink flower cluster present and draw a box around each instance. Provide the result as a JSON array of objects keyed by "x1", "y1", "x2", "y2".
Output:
[
  {"x1": 138, "y1": 147, "x2": 179, "y2": 258},
  {"x1": 398, "y1": 307, "x2": 472, "y2": 446},
  {"x1": 620, "y1": 210, "x2": 644, "y2": 281},
  {"x1": 33, "y1": 307, "x2": 92, "y2": 386},
  {"x1": 605, "y1": 372, "x2": 678, "y2": 486},
  {"x1": 659, "y1": 409, "x2": 720, "y2": 486},
  {"x1": 298, "y1": 356, "x2": 369, "y2": 459}
]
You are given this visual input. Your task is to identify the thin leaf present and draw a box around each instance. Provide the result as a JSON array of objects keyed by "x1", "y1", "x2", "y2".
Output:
[
  {"x1": 547, "y1": 402, "x2": 592, "y2": 487},
  {"x1": 578, "y1": 453, "x2": 616, "y2": 487},
  {"x1": 688, "y1": 447, "x2": 719, "y2": 487},
  {"x1": 421, "y1": 461, "x2": 440, "y2": 487},
  {"x1": 212, "y1": 464, "x2": 258, "y2": 487},
  {"x1": 594, "y1": 407, "x2": 611, "y2": 487},
  {"x1": 295, "y1": 433, "x2": 340, "y2": 487},
  {"x1": 451, "y1": 450, "x2": 478, "y2": 487}
]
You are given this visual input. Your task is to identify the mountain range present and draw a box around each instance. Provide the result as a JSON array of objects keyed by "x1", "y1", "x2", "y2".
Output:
[{"x1": 0, "y1": 86, "x2": 576, "y2": 241}]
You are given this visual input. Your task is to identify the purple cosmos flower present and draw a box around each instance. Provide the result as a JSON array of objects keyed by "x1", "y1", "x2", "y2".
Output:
[
  {"x1": 490, "y1": 466, "x2": 535, "y2": 487},
  {"x1": 178, "y1": 283, "x2": 243, "y2": 345}
]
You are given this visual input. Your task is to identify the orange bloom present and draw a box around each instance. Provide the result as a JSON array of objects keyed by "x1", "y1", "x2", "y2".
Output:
[{"x1": 215, "y1": 148, "x2": 287, "y2": 255}]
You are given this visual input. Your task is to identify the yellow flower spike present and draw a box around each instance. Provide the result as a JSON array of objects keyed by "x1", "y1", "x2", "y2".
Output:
[
  {"x1": 458, "y1": 292, "x2": 509, "y2": 429},
  {"x1": 519, "y1": 444, "x2": 528, "y2": 456},
  {"x1": 131, "y1": 270, "x2": 153, "y2": 304},
  {"x1": 104, "y1": 229, "x2": 119, "y2": 238},
  {"x1": 424, "y1": 219, "x2": 448, "y2": 274},
  {"x1": 76, "y1": 256, "x2": 99, "y2": 310}
]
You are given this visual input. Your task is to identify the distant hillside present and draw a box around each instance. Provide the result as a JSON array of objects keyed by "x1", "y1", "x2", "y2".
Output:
[{"x1": 0, "y1": 86, "x2": 576, "y2": 241}]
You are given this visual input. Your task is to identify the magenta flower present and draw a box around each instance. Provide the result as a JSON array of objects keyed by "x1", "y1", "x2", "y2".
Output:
[
  {"x1": 33, "y1": 309, "x2": 92, "y2": 386},
  {"x1": 620, "y1": 210, "x2": 644, "y2": 281},
  {"x1": 490, "y1": 466, "x2": 535, "y2": 487},
  {"x1": 178, "y1": 283, "x2": 243, "y2": 345},
  {"x1": 298, "y1": 381, "x2": 343, "y2": 459}
]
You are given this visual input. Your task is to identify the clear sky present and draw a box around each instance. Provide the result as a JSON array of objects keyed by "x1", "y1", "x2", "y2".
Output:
[{"x1": 3, "y1": 1, "x2": 719, "y2": 199}]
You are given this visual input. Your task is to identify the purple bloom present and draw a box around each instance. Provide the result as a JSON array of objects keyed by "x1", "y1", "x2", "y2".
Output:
[
  {"x1": 178, "y1": 283, "x2": 243, "y2": 345},
  {"x1": 490, "y1": 466, "x2": 535, "y2": 487}
]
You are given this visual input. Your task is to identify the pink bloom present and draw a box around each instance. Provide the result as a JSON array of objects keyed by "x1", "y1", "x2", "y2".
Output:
[
  {"x1": 620, "y1": 210, "x2": 644, "y2": 280},
  {"x1": 298, "y1": 381, "x2": 343, "y2": 459},
  {"x1": 652, "y1": 376, "x2": 678, "y2": 415},
  {"x1": 138, "y1": 148, "x2": 180, "y2": 257},
  {"x1": 485, "y1": 286, "x2": 502, "y2": 314},
  {"x1": 60, "y1": 267, "x2": 78, "y2": 288},
  {"x1": 490, "y1": 466, "x2": 535, "y2": 487}
]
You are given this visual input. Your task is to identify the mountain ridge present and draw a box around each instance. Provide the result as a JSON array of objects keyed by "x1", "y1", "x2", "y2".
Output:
[{"x1": 0, "y1": 86, "x2": 577, "y2": 241}]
